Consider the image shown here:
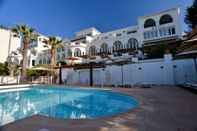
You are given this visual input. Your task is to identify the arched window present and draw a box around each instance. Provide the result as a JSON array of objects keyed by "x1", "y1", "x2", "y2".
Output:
[
  {"x1": 62, "y1": 54, "x2": 65, "y2": 59},
  {"x1": 47, "y1": 58, "x2": 51, "y2": 64},
  {"x1": 67, "y1": 49, "x2": 72, "y2": 57},
  {"x1": 100, "y1": 43, "x2": 108, "y2": 53},
  {"x1": 43, "y1": 58, "x2": 46, "y2": 64},
  {"x1": 74, "y1": 48, "x2": 81, "y2": 57},
  {"x1": 89, "y1": 45, "x2": 97, "y2": 56},
  {"x1": 113, "y1": 41, "x2": 123, "y2": 52},
  {"x1": 14, "y1": 58, "x2": 19, "y2": 64},
  {"x1": 144, "y1": 19, "x2": 156, "y2": 28},
  {"x1": 127, "y1": 38, "x2": 138, "y2": 49},
  {"x1": 39, "y1": 59, "x2": 42, "y2": 64},
  {"x1": 159, "y1": 14, "x2": 173, "y2": 25},
  {"x1": 57, "y1": 54, "x2": 60, "y2": 60}
]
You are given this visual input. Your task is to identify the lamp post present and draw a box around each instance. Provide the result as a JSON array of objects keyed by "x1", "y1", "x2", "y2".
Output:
[
  {"x1": 59, "y1": 62, "x2": 62, "y2": 84},
  {"x1": 121, "y1": 64, "x2": 124, "y2": 87},
  {"x1": 89, "y1": 62, "x2": 93, "y2": 87}
]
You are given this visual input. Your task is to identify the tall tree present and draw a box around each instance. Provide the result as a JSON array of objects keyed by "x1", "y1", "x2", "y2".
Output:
[
  {"x1": 43, "y1": 36, "x2": 63, "y2": 83},
  {"x1": 185, "y1": 0, "x2": 197, "y2": 29},
  {"x1": 12, "y1": 25, "x2": 38, "y2": 82}
]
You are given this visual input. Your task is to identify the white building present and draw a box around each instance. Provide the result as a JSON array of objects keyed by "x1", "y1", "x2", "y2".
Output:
[
  {"x1": 64, "y1": 8, "x2": 182, "y2": 64},
  {"x1": 0, "y1": 27, "x2": 21, "y2": 63},
  {"x1": 11, "y1": 7, "x2": 183, "y2": 68},
  {"x1": 12, "y1": 34, "x2": 50, "y2": 68},
  {"x1": 64, "y1": 28, "x2": 101, "y2": 64}
]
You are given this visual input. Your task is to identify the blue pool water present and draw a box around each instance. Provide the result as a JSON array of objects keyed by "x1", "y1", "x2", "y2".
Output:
[{"x1": 0, "y1": 86, "x2": 138, "y2": 126}]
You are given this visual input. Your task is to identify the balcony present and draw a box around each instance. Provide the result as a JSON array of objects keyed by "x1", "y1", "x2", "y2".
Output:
[{"x1": 143, "y1": 25, "x2": 177, "y2": 43}]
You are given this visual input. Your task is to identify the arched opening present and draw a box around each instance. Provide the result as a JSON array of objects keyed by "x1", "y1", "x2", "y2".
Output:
[
  {"x1": 113, "y1": 41, "x2": 123, "y2": 52},
  {"x1": 43, "y1": 58, "x2": 46, "y2": 64},
  {"x1": 62, "y1": 54, "x2": 65, "y2": 59},
  {"x1": 159, "y1": 14, "x2": 173, "y2": 25},
  {"x1": 47, "y1": 58, "x2": 51, "y2": 64},
  {"x1": 74, "y1": 48, "x2": 81, "y2": 57},
  {"x1": 127, "y1": 38, "x2": 138, "y2": 49},
  {"x1": 100, "y1": 43, "x2": 108, "y2": 54},
  {"x1": 14, "y1": 58, "x2": 20, "y2": 65},
  {"x1": 67, "y1": 49, "x2": 72, "y2": 57},
  {"x1": 39, "y1": 59, "x2": 42, "y2": 64},
  {"x1": 32, "y1": 60, "x2": 35, "y2": 66},
  {"x1": 89, "y1": 45, "x2": 97, "y2": 56},
  {"x1": 144, "y1": 19, "x2": 156, "y2": 28},
  {"x1": 57, "y1": 54, "x2": 61, "y2": 60},
  {"x1": 113, "y1": 41, "x2": 123, "y2": 56}
]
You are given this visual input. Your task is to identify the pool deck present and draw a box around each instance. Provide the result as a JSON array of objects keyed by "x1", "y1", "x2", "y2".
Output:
[{"x1": 0, "y1": 86, "x2": 197, "y2": 131}]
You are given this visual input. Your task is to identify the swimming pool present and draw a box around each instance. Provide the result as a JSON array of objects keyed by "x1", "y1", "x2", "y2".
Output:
[{"x1": 0, "y1": 86, "x2": 138, "y2": 126}]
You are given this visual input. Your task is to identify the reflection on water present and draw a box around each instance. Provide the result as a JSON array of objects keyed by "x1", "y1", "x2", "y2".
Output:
[{"x1": 0, "y1": 88, "x2": 138, "y2": 126}]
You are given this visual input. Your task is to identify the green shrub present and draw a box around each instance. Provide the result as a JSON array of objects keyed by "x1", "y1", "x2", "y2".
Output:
[
  {"x1": 0, "y1": 62, "x2": 9, "y2": 76},
  {"x1": 27, "y1": 69, "x2": 51, "y2": 78}
]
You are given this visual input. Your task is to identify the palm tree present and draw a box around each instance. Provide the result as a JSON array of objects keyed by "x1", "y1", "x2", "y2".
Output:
[
  {"x1": 185, "y1": 0, "x2": 197, "y2": 29},
  {"x1": 12, "y1": 25, "x2": 38, "y2": 82},
  {"x1": 43, "y1": 36, "x2": 63, "y2": 83}
]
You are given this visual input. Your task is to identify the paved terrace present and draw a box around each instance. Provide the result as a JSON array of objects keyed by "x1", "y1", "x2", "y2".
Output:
[{"x1": 0, "y1": 86, "x2": 197, "y2": 131}]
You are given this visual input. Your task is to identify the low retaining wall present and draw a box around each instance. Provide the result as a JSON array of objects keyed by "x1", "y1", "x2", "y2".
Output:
[{"x1": 62, "y1": 55, "x2": 197, "y2": 86}]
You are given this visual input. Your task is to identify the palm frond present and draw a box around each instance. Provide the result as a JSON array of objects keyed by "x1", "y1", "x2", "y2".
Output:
[{"x1": 42, "y1": 38, "x2": 49, "y2": 44}]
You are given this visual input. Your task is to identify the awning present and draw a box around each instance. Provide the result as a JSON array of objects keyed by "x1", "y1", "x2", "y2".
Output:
[
  {"x1": 31, "y1": 67, "x2": 52, "y2": 71},
  {"x1": 176, "y1": 50, "x2": 197, "y2": 58}
]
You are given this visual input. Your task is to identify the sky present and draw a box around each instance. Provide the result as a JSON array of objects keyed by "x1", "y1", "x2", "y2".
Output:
[{"x1": 0, "y1": 0, "x2": 194, "y2": 38}]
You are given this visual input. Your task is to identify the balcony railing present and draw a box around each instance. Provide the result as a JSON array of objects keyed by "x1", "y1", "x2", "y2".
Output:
[
  {"x1": 78, "y1": 47, "x2": 138, "y2": 59},
  {"x1": 143, "y1": 26, "x2": 177, "y2": 41}
]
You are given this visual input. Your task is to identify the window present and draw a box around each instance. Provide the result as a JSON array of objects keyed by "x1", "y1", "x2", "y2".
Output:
[
  {"x1": 82, "y1": 40, "x2": 86, "y2": 43},
  {"x1": 172, "y1": 27, "x2": 176, "y2": 35},
  {"x1": 67, "y1": 49, "x2": 72, "y2": 57},
  {"x1": 159, "y1": 26, "x2": 176, "y2": 37},
  {"x1": 57, "y1": 48, "x2": 61, "y2": 52},
  {"x1": 116, "y1": 33, "x2": 122, "y2": 37},
  {"x1": 127, "y1": 30, "x2": 137, "y2": 34},
  {"x1": 39, "y1": 59, "x2": 42, "y2": 64},
  {"x1": 47, "y1": 58, "x2": 51, "y2": 64},
  {"x1": 62, "y1": 48, "x2": 64, "y2": 52},
  {"x1": 89, "y1": 46, "x2": 97, "y2": 56},
  {"x1": 57, "y1": 54, "x2": 60, "y2": 60},
  {"x1": 127, "y1": 38, "x2": 138, "y2": 49},
  {"x1": 113, "y1": 41, "x2": 123, "y2": 56},
  {"x1": 62, "y1": 54, "x2": 65, "y2": 59},
  {"x1": 74, "y1": 48, "x2": 81, "y2": 57},
  {"x1": 144, "y1": 30, "x2": 158, "y2": 39},
  {"x1": 32, "y1": 60, "x2": 35, "y2": 66},
  {"x1": 87, "y1": 33, "x2": 92, "y2": 36},
  {"x1": 113, "y1": 41, "x2": 123, "y2": 51},
  {"x1": 104, "y1": 36, "x2": 108, "y2": 39},
  {"x1": 43, "y1": 58, "x2": 46, "y2": 64},
  {"x1": 100, "y1": 43, "x2": 108, "y2": 53},
  {"x1": 144, "y1": 19, "x2": 156, "y2": 28},
  {"x1": 159, "y1": 14, "x2": 173, "y2": 25}
]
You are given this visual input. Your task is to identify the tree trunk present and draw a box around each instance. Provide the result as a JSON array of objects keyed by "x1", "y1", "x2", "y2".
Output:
[
  {"x1": 51, "y1": 47, "x2": 56, "y2": 67},
  {"x1": 21, "y1": 39, "x2": 29, "y2": 82},
  {"x1": 51, "y1": 47, "x2": 57, "y2": 84}
]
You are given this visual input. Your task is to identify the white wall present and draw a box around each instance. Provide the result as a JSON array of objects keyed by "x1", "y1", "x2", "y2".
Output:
[
  {"x1": 0, "y1": 29, "x2": 21, "y2": 63},
  {"x1": 62, "y1": 55, "x2": 197, "y2": 86},
  {"x1": 0, "y1": 76, "x2": 18, "y2": 84},
  {"x1": 138, "y1": 8, "x2": 182, "y2": 42}
]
